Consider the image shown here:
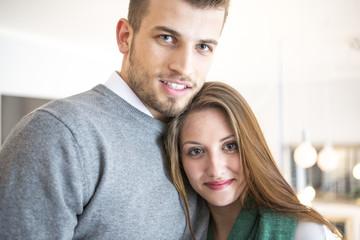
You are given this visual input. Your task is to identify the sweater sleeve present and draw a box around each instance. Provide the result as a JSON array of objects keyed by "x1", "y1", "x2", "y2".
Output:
[{"x1": 0, "y1": 110, "x2": 87, "y2": 240}]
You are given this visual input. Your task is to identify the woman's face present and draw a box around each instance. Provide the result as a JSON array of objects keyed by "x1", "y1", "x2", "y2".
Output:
[{"x1": 180, "y1": 108, "x2": 246, "y2": 208}]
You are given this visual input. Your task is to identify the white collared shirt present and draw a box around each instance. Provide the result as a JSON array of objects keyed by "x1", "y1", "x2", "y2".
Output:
[{"x1": 104, "y1": 72, "x2": 153, "y2": 118}]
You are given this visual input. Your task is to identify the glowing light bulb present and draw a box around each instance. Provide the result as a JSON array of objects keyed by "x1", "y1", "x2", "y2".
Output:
[
  {"x1": 297, "y1": 186, "x2": 316, "y2": 207},
  {"x1": 317, "y1": 145, "x2": 339, "y2": 172},
  {"x1": 353, "y1": 163, "x2": 360, "y2": 180},
  {"x1": 294, "y1": 142, "x2": 317, "y2": 168}
]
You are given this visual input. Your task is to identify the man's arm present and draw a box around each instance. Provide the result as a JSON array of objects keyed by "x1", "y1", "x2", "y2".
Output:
[{"x1": 0, "y1": 110, "x2": 86, "y2": 239}]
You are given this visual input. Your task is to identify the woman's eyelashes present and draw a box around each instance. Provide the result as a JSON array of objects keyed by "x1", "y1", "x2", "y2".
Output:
[
  {"x1": 187, "y1": 147, "x2": 204, "y2": 157},
  {"x1": 184, "y1": 141, "x2": 238, "y2": 158},
  {"x1": 223, "y1": 141, "x2": 238, "y2": 152}
]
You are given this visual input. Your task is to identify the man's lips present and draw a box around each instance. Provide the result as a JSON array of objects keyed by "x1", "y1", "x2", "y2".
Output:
[
  {"x1": 205, "y1": 179, "x2": 234, "y2": 191},
  {"x1": 160, "y1": 79, "x2": 191, "y2": 97},
  {"x1": 161, "y1": 80, "x2": 188, "y2": 90},
  {"x1": 160, "y1": 79, "x2": 191, "y2": 89}
]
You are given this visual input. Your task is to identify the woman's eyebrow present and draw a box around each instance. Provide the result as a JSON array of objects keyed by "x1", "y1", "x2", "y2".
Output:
[
  {"x1": 182, "y1": 141, "x2": 201, "y2": 146},
  {"x1": 220, "y1": 135, "x2": 235, "y2": 142}
]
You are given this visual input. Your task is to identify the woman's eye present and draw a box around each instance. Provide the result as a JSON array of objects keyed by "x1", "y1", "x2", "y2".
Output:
[
  {"x1": 224, "y1": 142, "x2": 237, "y2": 151},
  {"x1": 188, "y1": 148, "x2": 204, "y2": 156}
]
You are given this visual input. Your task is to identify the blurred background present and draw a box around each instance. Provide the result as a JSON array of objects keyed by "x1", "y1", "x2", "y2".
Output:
[{"x1": 1, "y1": 0, "x2": 360, "y2": 238}]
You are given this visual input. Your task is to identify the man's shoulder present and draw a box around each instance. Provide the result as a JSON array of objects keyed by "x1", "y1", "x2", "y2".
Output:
[
  {"x1": 38, "y1": 84, "x2": 117, "y2": 119},
  {"x1": 44, "y1": 85, "x2": 104, "y2": 109},
  {"x1": 6, "y1": 85, "x2": 111, "y2": 139}
]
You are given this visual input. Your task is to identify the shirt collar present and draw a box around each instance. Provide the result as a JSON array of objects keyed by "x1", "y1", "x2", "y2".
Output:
[{"x1": 104, "y1": 72, "x2": 153, "y2": 118}]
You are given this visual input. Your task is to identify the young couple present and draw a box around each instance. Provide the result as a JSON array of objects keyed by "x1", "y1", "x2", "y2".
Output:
[{"x1": 0, "y1": 0, "x2": 343, "y2": 239}]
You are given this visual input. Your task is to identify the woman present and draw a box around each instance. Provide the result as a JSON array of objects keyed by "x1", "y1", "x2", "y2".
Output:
[{"x1": 164, "y1": 82, "x2": 343, "y2": 240}]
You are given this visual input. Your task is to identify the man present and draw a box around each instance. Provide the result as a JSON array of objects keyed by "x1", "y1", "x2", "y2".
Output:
[{"x1": 0, "y1": 0, "x2": 230, "y2": 239}]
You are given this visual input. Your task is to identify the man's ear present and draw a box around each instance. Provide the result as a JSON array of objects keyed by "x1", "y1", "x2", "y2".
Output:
[{"x1": 116, "y1": 18, "x2": 133, "y2": 54}]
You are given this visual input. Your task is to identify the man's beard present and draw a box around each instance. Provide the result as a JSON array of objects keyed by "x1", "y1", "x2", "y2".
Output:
[{"x1": 126, "y1": 43, "x2": 193, "y2": 117}]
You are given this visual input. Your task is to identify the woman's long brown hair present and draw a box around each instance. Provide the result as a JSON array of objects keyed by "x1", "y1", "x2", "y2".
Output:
[{"x1": 164, "y1": 81, "x2": 343, "y2": 239}]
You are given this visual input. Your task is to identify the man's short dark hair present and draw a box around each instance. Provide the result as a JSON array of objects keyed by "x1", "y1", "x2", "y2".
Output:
[{"x1": 128, "y1": 0, "x2": 230, "y2": 34}]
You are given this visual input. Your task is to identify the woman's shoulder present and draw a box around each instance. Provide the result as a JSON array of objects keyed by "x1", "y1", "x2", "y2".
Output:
[{"x1": 294, "y1": 221, "x2": 339, "y2": 240}]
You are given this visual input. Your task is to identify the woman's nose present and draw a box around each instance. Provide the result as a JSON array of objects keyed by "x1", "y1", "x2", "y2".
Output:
[{"x1": 206, "y1": 152, "x2": 225, "y2": 178}]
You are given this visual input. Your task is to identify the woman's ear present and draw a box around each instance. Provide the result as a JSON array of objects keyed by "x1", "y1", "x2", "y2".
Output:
[{"x1": 116, "y1": 18, "x2": 133, "y2": 54}]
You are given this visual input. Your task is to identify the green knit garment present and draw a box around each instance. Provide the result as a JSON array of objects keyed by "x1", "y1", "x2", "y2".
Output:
[{"x1": 207, "y1": 205, "x2": 297, "y2": 240}]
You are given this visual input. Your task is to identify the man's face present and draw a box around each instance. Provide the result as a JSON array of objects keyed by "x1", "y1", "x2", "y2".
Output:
[{"x1": 124, "y1": 0, "x2": 225, "y2": 121}]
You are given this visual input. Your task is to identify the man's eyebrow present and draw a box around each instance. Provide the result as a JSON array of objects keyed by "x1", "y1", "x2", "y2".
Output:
[
  {"x1": 153, "y1": 26, "x2": 181, "y2": 37},
  {"x1": 153, "y1": 26, "x2": 219, "y2": 46},
  {"x1": 199, "y1": 39, "x2": 218, "y2": 46}
]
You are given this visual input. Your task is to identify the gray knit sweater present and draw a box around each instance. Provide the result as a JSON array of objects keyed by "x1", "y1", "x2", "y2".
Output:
[{"x1": 0, "y1": 85, "x2": 209, "y2": 239}]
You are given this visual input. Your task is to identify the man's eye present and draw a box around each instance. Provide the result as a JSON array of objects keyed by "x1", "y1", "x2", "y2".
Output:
[
  {"x1": 224, "y1": 142, "x2": 237, "y2": 151},
  {"x1": 188, "y1": 148, "x2": 204, "y2": 156},
  {"x1": 197, "y1": 44, "x2": 211, "y2": 52},
  {"x1": 160, "y1": 35, "x2": 174, "y2": 43}
]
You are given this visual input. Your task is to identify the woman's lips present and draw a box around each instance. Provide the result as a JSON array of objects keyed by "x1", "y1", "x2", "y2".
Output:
[{"x1": 205, "y1": 179, "x2": 233, "y2": 191}]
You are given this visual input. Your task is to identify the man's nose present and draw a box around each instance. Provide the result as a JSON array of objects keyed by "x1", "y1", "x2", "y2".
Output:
[{"x1": 168, "y1": 45, "x2": 194, "y2": 76}]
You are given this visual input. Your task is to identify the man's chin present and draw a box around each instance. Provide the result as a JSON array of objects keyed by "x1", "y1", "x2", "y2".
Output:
[
  {"x1": 158, "y1": 98, "x2": 185, "y2": 115},
  {"x1": 159, "y1": 105, "x2": 186, "y2": 118}
]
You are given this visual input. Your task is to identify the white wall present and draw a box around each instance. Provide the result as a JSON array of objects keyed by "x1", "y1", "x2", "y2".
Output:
[{"x1": 0, "y1": 30, "x2": 119, "y2": 99}]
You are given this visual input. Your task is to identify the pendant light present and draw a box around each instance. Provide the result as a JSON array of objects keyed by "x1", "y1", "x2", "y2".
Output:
[
  {"x1": 353, "y1": 163, "x2": 360, "y2": 180},
  {"x1": 317, "y1": 143, "x2": 339, "y2": 172},
  {"x1": 294, "y1": 130, "x2": 317, "y2": 168},
  {"x1": 317, "y1": 84, "x2": 339, "y2": 172},
  {"x1": 293, "y1": 0, "x2": 317, "y2": 169}
]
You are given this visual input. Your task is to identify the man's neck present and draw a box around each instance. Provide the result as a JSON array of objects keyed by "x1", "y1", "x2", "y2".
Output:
[{"x1": 117, "y1": 71, "x2": 170, "y2": 123}]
